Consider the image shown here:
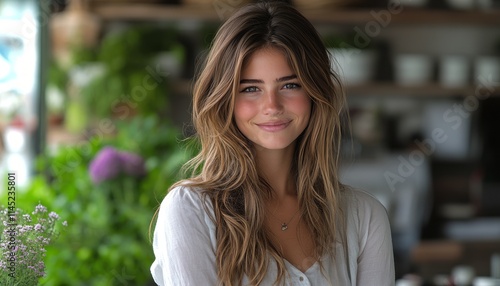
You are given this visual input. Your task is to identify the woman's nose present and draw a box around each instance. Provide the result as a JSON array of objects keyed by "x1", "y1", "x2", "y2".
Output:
[{"x1": 262, "y1": 90, "x2": 283, "y2": 115}]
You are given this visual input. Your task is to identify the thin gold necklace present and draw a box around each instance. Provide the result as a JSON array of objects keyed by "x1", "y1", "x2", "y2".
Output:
[{"x1": 269, "y1": 207, "x2": 301, "y2": 231}]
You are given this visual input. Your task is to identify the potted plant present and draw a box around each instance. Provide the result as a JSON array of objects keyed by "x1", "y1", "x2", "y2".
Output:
[
  {"x1": 324, "y1": 33, "x2": 378, "y2": 85},
  {"x1": 78, "y1": 25, "x2": 184, "y2": 120}
]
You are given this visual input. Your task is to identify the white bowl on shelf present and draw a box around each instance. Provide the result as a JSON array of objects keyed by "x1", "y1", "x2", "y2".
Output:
[
  {"x1": 328, "y1": 48, "x2": 377, "y2": 85},
  {"x1": 473, "y1": 277, "x2": 500, "y2": 286},
  {"x1": 439, "y1": 55, "x2": 470, "y2": 87},
  {"x1": 474, "y1": 56, "x2": 500, "y2": 86},
  {"x1": 394, "y1": 54, "x2": 434, "y2": 86},
  {"x1": 452, "y1": 265, "x2": 476, "y2": 286}
]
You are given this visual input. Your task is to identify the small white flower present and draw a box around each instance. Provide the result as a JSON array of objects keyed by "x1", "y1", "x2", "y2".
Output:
[
  {"x1": 34, "y1": 204, "x2": 47, "y2": 214},
  {"x1": 49, "y1": 212, "x2": 59, "y2": 220},
  {"x1": 23, "y1": 214, "x2": 31, "y2": 221}
]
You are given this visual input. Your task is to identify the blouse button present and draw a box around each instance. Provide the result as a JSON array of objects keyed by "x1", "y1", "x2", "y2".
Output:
[{"x1": 299, "y1": 276, "x2": 304, "y2": 282}]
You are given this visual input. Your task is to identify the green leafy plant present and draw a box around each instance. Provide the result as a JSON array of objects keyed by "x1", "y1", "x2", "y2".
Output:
[
  {"x1": 19, "y1": 115, "x2": 197, "y2": 285},
  {"x1": 79, "y1": 25, "x2": 184, "y2": 118},
  {"x1": 46, "y1": 43, "x2": 98, "y2": 119}
]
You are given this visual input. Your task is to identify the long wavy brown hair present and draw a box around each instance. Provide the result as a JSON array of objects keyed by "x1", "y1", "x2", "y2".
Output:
[{"x1": 171, "y1": 2, "x2": 348, "y2": 285}]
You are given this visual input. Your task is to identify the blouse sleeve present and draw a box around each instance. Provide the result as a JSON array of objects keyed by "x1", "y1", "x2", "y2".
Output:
[
  {"x1": 150, "y1": 186, "x2": 218, "y2": 286},
  {"x1": 355, "y1": 191, "x2": 395, "y2": 286}
]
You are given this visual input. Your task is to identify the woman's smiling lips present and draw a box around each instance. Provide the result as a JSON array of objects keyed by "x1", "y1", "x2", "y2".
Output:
[{"x1": 255, "y1": 120, "x2": 292, "y2": 132}]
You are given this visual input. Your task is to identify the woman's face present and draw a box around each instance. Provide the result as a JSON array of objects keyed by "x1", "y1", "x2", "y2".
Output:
[{"x1": 234, "y1": 47, "x2": 311, "y2": 152}]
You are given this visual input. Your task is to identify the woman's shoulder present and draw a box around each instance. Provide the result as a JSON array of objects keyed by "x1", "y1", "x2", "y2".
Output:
[
  {"x1": 340, "y1": 187, "x2": 390, "y2": 226},
  {"x1": 342, "y1": 187, "x2": 387, "y2": 212},
  {"x1": 158, "y1": 183, "x2": 213, "y2": 219},
  {"x1": 163, "y1": 183, "x2": 204, "y2": 205}
]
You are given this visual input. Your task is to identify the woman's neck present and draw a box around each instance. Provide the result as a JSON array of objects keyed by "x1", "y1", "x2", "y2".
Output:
[{"x1": 255, "y1": 145, "x2": 296, "y2": 199}]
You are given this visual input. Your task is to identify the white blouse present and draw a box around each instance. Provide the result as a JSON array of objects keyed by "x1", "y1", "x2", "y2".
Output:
[{"x1": 151, "y1": 185, "x2": 395, "y2": 286}]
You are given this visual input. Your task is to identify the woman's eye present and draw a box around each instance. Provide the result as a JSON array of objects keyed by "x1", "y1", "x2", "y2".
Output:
[
  {"x1": 241, "y1": 86, "x2": 258, "y2": 93},
  {"x1": 283, "y1": 83, "x2": 301, "y2": 89}
]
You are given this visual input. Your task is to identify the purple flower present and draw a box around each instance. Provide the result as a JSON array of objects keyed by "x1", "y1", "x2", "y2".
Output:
[
  {"x1": 49, "y1": 212, "x2": 59, "y2": 220},
  {"x1": 89, "y1": 147, "x2": 123, "y2": 183},
  {"x1": 117, "y1": 151, "x2": 146, "y2": 177},
  {"x1": 34, "y1": 224, "x2": 42, "y2": 231},
  {"x1": 20, "y1": 225, "x2": 33, "y2": 233},
  {"x1": 89, "y1": 146, "x2": 146, "y2": 184},
  {"x1": 33, "y1": 204, "x2": 47, "y2": 214}
]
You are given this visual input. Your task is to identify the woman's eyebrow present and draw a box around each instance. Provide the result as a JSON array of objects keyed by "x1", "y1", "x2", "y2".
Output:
[
  {"x1": 239, "y1": 74, "x2": 297, "y2": 84},
  {"x1": 276, "y1": 74, "x2": 297, "y2": 82},
  {"x1": 240, "y1": 79, "x2": 264, "y2": 84}
]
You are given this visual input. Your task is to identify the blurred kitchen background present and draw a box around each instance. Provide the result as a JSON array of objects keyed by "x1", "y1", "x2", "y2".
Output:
[{"x1": 0, "y1": 0, "x2": 499, "y2": 285}]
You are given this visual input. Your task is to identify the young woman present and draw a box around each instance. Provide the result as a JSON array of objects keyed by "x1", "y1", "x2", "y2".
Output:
[{"x1": 151, "y1": 2, "x2": 394, "y2": 285}]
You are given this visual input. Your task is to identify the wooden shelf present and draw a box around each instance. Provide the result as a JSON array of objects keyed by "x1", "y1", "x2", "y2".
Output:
[
  {"x1": 93, "y1": 4, "x2": 221, "y2": 22},
  {"x1": 301, "y1": 8, "x2": 500, "y2": 25},
  {"x1": 92, "y1": 4, "x2": 500, "y2": 25}
]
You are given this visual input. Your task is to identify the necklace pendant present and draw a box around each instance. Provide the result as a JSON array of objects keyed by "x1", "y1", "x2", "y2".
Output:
[{"x1": 281, "y1": 223, "x2": 288, "y2": 231}]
